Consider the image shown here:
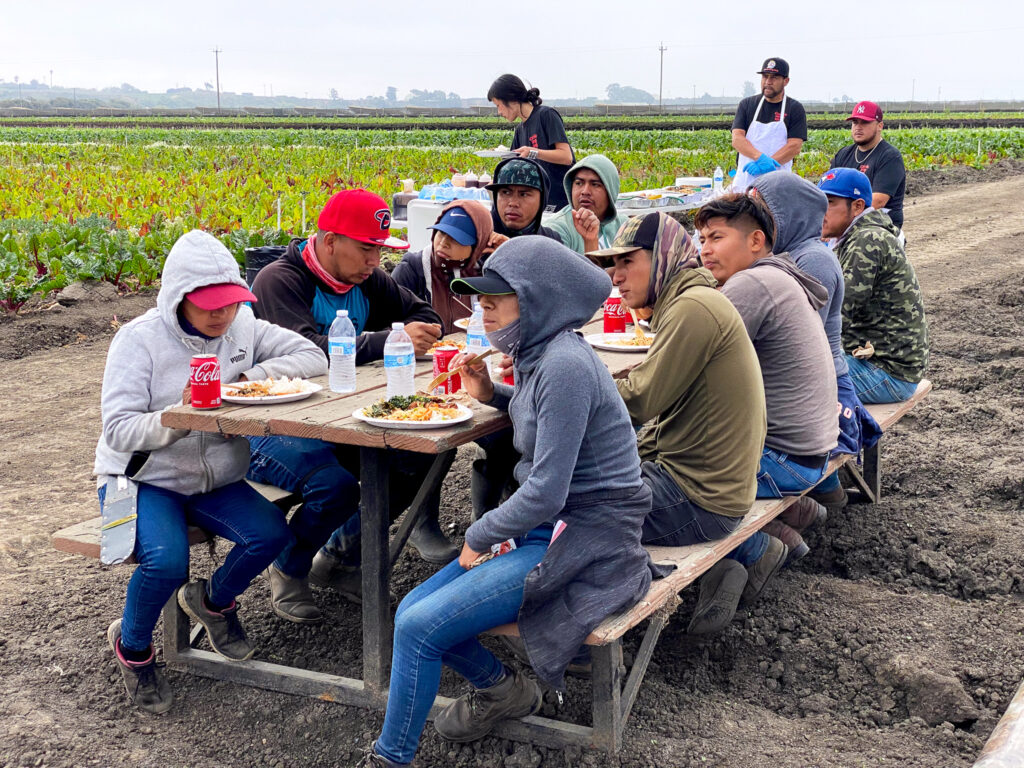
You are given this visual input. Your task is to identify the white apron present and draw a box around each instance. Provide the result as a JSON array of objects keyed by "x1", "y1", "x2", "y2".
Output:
[{"x1": 732, "y1": 94, "x2": 791, "y2": 192}]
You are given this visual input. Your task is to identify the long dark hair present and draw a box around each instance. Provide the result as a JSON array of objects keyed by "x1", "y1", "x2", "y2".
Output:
[
  {"x1": 487, "y1": 74, "x2": 542, "y2": 107},
  {"x1": 694, "y1": 193, "x2": 777, "y2": 249}
]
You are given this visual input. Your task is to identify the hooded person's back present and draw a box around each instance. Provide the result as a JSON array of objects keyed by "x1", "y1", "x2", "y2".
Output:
[
  {"x1": 753, "y1": 171, "x2": 848, "y2": 378},
  {"x1": 488, "y1": 157, "x2": 563, "y2": 243},
  {"x1": 546, "y1": 154, "x2": 629, "y2": 254}
]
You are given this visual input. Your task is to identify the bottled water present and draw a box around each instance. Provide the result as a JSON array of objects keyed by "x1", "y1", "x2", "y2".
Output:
[
  {"x1": 713, "y1": 165, "x2": 724, "y2": 193},
  {"x1": 384, "y1": 322, "x2": 416, "y2": 398},
  {"x1": 328, "y1": 309, "x2": 357, "y2": 393},
  {"x1": 466, "y1": 301, "x2": 489, "y2": 352}
]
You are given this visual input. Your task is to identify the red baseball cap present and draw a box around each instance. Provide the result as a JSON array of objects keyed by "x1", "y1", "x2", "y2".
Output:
[
  {"x1": 185, "y1": 282, "x2": 257, "y2": 310},
  {"x1": 846, "y1": 101, "x2": 883, "y2": 122},
  {"x1": 317, "y1": 189, "x2": 409, "y2": 250}
]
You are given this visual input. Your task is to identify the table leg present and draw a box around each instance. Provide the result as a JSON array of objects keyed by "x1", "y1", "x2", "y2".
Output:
[{"x1": 360, "y1": 447, "x2": 392, "y2": 697}]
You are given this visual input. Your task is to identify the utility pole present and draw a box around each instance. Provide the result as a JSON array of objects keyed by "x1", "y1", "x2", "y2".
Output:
[
  {"x1": 911, "y1": 78, "x2": 915, "y2": 104},
  {"x1": 658, "y1": 42, "x2": 667, "y2": 111},
  {"x1": 49, "y1": 69, "x2": 53, "y2": 88},
  {"x1": 692, "y1": 84, "x2": 696, "y2": 104},
  {"x1": 212, "y1": 47, "x2": 222, "y2": 111}
]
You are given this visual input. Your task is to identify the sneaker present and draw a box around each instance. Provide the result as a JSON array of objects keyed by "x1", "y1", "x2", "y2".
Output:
[
  {"x1": 808, "y1": 485, "x2": 847, "y2": 517},
  {"x1": 687, "y1": 559, "x2": 748, "y2": 635},
  {"x1": 781, "y1": 496, "x2": 828, "y2": 532},
  {"x1": 355, "y1": 744, "x2": 403, "y2": 768},
  {"x1": 268, "y1": 566, "x2": 322, "y2": 624},
  {"x1": 433, "y1": 669, "x2": 542, "y2": 743},
  {"x1": 107, "y1": 619, "x2": 173, "y2": 714},
  {"x1": 741, "y1": 535, "x2": 789, "y2": 606},
  {"x1": 309, "y1": 551, "x2": 363, "y2": 604},
  {"x1": 762, "y1": 520, "x2": 810, "y2": 564},
  {"x1": 176, "y1": 579, "x2": 254, "y2": 661},
  {"x1": 408, "y1": 515, "x2": 459, "y2": 565}
]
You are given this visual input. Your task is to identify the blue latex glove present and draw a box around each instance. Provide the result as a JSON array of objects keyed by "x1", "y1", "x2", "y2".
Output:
[{"x1": 746, "y1": 153, "x2": 781, "y2": 176}]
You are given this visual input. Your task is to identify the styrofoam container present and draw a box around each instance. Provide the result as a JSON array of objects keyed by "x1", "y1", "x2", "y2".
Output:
[{"x1": 674, "y1": 176, "x2": 712, "y2": 188}]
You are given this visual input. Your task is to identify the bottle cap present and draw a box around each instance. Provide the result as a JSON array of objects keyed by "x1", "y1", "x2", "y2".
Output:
[
  {"x1": 336, "y1": 309, "x2": 349, "y2": 317},
  {"x1": 392, "y1": 322, "x2": 404, "y2": 330}
]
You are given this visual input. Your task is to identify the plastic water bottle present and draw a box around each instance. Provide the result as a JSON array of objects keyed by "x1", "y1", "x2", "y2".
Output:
[
  {"x1": 328, "y1": 309, "x2": 357, "y2": 393},
  {"x1": 466, "y1": 300, "x2": 493, "y2": 374},
  {"x1": 713, "y1": 165, "x2": 724, "y2": 193},
  {"x1": 384, "y1": 322, "x2": 416, "y2": 398}
]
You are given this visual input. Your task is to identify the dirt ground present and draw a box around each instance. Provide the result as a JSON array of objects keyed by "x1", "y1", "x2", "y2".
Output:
[{"x1": 1, "y1": 166, "x2": 1023, "y2": 768}]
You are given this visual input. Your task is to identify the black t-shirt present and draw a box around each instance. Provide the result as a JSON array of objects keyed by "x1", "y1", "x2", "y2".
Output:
[
  {"x1": 830, "y1": 139, "x2": 906, "y2": 229},
  {"x1": 732, "y1": 94, "x2": 808, "y2": 141},
  {"x1": 512, "y1": 105, "x2": 575, "y2": 210}
]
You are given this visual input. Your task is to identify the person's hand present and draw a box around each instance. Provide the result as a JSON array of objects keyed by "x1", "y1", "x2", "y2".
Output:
[
  {"x1": 493, "y1": 353, "x2": 514, "y2": 381},
  {"x1": 404, "y1": 322, "x2": 442, "y2": 356},
  {"x1": 452, "y1": 350, "x2": 495, "y2": 403},
  {"x1": 572, "y1": 207, "x2": 600, "y2": 241},
  {"x1": 482, "y1": 232, "x2": 510, "y2": 257},
  {"x1": 182, "y1": 383, "x2": 191, "y2": 405},
  {"x1": 459, "y1": 541, "x2": 487, "y2": 569},
  {"x1": 746, "y1": 153, "x2": 780, "y2": 176},
  {"x1": 513, "y1": 146, "x2": 532, "y2": 158}
]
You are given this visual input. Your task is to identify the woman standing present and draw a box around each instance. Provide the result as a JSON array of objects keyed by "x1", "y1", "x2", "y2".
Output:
[{"x1": 488, "y1": 74, "x2": 575, "y2": 210}]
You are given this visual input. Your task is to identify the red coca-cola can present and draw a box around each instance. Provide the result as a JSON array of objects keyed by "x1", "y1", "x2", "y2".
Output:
[
  {"x1": 432, "y1": 346, "x2": 461, "y2": 395},
  {"x1": 190, "y1": 354, "x2": 221, "y2": 409},
  {"x1": 503, "y1": 368, "x2": 515, "y2": 386},
  {"x1": 603, "y1": 289, "x2": 626, "y2": 334}
]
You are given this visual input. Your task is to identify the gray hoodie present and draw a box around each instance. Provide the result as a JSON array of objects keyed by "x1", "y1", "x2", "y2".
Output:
[
  {"x1": 93, "y1": 230, "x2": 327, "y2": 494},
  {"x1": 753, "y1": 171, "x2": 848, "y2": 377},
  {"x1": 721, "y1": 254, "x2": 839, "y2": 456}
]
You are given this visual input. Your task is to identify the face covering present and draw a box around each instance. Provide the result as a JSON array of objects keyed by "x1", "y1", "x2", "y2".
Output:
[{"x1": 486, "y1": 317, "x2": 521, "y2": 357}]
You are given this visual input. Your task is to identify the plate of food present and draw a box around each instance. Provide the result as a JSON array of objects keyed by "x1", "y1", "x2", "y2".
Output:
[
  {"x1": 426, "y1": 339, "x2": 467, "y2": 355},
  {"x1": 453, "y1": 317, "x2": 471, "y2": 331},
  {"x1": 474, "y1": 145, "x2": 518, "y2": 159},
  {"x1": 584, "y1": 332, "x2": 656, "y2": 352},
  {"x1": 221, "y1": 377, "x2": 322, "y2": 404},
  {"x1": 353, "y1": 395, "x2": 474, "y2": 429}
]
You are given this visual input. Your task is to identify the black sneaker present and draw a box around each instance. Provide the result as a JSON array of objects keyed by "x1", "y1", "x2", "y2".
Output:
[
  {"x1": 176, "y1": 579, "x2": 254, "y2": 661},
  {"x1": 107, "y1": 619, "x2": 173, "y2": 714},
  {"x1": 433, "y1": 669, "x2": 541, "y2": 743}
]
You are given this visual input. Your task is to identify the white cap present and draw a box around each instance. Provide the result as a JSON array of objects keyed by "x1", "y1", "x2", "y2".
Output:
[
  {"x1": 336, "y1": 309, "x2": 349, "y2": 317},
  {"x1": 609, "y1": 286, "x2": 621, "y2": 297},
  {"x1": 392, "y1": 322, "x2": 404, "y2": 330}
]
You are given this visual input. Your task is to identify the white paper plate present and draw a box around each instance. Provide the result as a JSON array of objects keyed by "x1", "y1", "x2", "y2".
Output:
[
  {"x1": 584, "y1": 332, "x2": 655, "y2": 352},
  {"x1": 352, "y1": 402, "x2": 474, "y2": 429},
  {"x1": 453, "y1": 317, "x2": 470, "y2": 330},
  {"x1": 474, "y1": 149, "x2": 518, "y2": 159},
  {"x1": 221, "y1": 381, "x2": 322, "y2": 404}
]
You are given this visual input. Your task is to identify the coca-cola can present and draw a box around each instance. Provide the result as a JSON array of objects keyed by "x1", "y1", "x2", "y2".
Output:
[
  {"x1": 603, "y1": 293, "x2": 626, "y2": 334},
  {"x1": 190, "y1": 354, "x2": 221, "y2": 409},
  {"x1": 432, "y1": 346, "x2": 461, "y2": 395},
  {"x1": 503, "y1": 368, "x2": 515, "y2": 386}
]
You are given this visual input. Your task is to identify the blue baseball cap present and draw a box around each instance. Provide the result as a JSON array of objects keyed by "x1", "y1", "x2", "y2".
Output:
[
  {"x1": 818, "y1": 168, "x2": 872, "y2": 206},
  {"x1": 429, "y1": 207, "x2": 478, "y2": 247}
]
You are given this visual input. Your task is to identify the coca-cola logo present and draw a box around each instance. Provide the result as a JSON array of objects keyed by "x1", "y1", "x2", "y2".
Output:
[
  {"x1": 191, "y1": 361, "x2": 220, "y2": 383},
  {"x1": 604, "y1": 299, "x2": 625, "y2": 317}
]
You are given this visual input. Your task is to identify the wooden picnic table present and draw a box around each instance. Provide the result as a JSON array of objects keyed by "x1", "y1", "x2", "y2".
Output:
[{"x1": 159, "y1": 316, "x2": 645, "y2": 711}]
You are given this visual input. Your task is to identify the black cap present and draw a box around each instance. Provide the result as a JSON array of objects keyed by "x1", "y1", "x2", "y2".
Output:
[
  {"x1": 585, "y1": 212, "x2": 661, "y2": 266},
  {"x1": 757, "y1": 58, "x2": 790, "y2": 77},
  {"x1": 450, "y1": 272, "x2": 515, "y2": 296}
]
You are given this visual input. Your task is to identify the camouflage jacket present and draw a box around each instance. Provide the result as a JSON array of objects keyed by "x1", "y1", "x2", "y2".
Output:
[{"x1": 836, "y1": 209, "x2": 929, "y2": 382}]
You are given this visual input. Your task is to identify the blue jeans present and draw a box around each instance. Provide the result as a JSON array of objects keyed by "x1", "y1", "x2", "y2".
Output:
[
  {"x1": 756, "y1": 447, "x2": 829, "y2": 498},
  {"x1": 845, "y1": 355, "x2": 918, "y2": 404},
  {"x1": 375, "y1": 531, "x2": 550, "y2": 765},
  {"x1": 101, "y1": 480, "x2": 290, "y2": 652}
]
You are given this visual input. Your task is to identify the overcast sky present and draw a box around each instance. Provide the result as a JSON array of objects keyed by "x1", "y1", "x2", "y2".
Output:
[{"x1": 2, "y1": 1, "x2": 1022, "y2": 103}]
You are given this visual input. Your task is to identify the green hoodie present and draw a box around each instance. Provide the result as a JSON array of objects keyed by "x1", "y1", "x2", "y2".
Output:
[
  {"x1": 616, "y1": 268, "x2": 766, "y2": 517},
  {"x1": 546, "y1": 154, "x2": 629, "y2": 254}
]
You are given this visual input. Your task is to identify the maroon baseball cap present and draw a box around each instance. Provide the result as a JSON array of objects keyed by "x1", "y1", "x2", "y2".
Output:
[
  {"x1": 318, "y1": 189, "x2": 409, "y2": 250},
  {"x1": 186, "y1": 282, "x2": 257, "y2": 310},
  {"x1": 846, "y1": 101, "x2": 883, "y2": 122}
]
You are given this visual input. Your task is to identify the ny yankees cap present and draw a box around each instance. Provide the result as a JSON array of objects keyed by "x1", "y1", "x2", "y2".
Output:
[{"x1": 846, "y1": 101, "x2": 883, "y2": 122}]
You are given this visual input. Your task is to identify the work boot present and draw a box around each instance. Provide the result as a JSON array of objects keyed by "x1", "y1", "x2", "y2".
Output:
[
  {"x1": 762, "y1": 520, "x2": 810, "y2": 564},
  {"x1": 741, "y1": 536, "x2": 789, "y2": 606},
  {"x1": 809, "y1": 485, "x2": 848, "y2": 517},
  {"x1": 308, "y1": 550, "x2": 363, "y2": 604},
  {"x1": 408, "y1": 514, "x2": 459, "y2": 564},
  {"x1": 177, "y1": 579, "x2": 254, "y2": 661},
  {"x1": 498, "y1": 635, "x2": 594, "y2": 679},
  {"x1": 107, "y1": 619, "x2": 174, "y2": 714},
  {"x1": 434, "y1": 668, "x2": 542, "y2": 743},
  {"x1": 267, "y1": 565, "x2": 322, "y2": 624},
  {"x1": 780, "y1": 496, "x2": 828, "y2": 532},
  {"x1": 687, "y1": 559, "x2": 748, "y2": 635}
]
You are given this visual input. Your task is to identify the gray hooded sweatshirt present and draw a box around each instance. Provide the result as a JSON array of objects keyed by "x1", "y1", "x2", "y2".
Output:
[
  {"x1": 462, "y1": 236, "x2": 661, "y2": 690},
  {"x1": 753, "y1": 170, "x2": 848, "y2": 377},
  {"x1": 93, "y1": 230, "x2": 327, "y2": 494},
  {"x1": 721, "y1": 254, "x2": 839, "y2": 456}
]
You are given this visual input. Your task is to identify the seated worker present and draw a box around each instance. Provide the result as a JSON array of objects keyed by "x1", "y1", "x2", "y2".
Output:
[
  {"x1": 751, "y1": 172, "x2": 882, "y2": 528},
  {"x1": 95, "y1": 230, "x2": 327, "y2": 713},
  {"x1": 487, "y1": 157, "x2": 563, "y2": 243},
  {"x1": 391, "y1": 200, "x2": 498, "y2": 335},
  {"x1": 587, "y1": 213, "x2": 781, "y2": 635},
  {"x1": 546, "y1": 154, "x2": 629, "y2": 254},
  {"x1": 356, "y1": 236, "x2": 660, "y2": 768},
  {"x1": 830, "y1": 101, "x2": 906, "y2": 229},
  {"x1": 248, "y1": 189, "x2": 457, "y2": 625},
  {"x1": 818, "y1": 168, "x2": 928, "y2": 403},
  {"x1": 695, "y1": 194, "x2": 839, "y2": 498}
]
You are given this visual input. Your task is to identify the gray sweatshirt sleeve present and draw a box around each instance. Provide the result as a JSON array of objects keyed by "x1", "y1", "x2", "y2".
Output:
[
  {"x1": 242, "y1": 317, "x2": 329, "y2": 382},
  {"x1": 464, "y1": 358, "x2": 594, "y2": 551},
  {"x1": 485, "y1": 381, "x2": 515, "y2": 411},
  {"x1": 721, "y1": 271, "x2": 771, "y2": 341}
]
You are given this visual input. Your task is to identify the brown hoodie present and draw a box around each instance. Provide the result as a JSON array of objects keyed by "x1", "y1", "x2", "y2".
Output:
[{"x1": 428, "y1": 200, "x2": 494, "y2": 331}]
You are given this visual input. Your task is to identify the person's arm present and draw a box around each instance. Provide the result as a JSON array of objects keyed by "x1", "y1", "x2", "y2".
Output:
[
  {"x1": 358, "y1": 271, "x2": 441, "y2": 363},
  {"x1": 244, "y1": 311, "x2": 329, "y2": 381},
  {"x1": 872, "y1": 192, "x2": 891, "y2": 209},
  {"x1": 772, "y1": 137, "x2": 804, "y2": 165},
  {"x1": 868, "y1": 149, "x2": 904, "y2": 210},
  {"x1": 573, "y1": 208, "x2": 601, "y2": 253},
  {"x1": 251, "y1": 262, "x2": 327, "y2": 355},
  {"x1": 840, "y1": 236, "x2": 882, "y2": 320},
  {"x1": 731, "y1": 129, "x2": 762, "y2": 162},
  {"x1": 514, "y1": 142, "x2": 572, "y2": 165}
]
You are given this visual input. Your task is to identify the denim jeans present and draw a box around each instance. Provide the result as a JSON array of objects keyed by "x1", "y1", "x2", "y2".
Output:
[
  {"x1": 845, "y1": 355, "x2": 918, "y2": 404},
  {"x1": 101, "y1": 480, "x2": 290, "y2": 652},
  {"x1": 756, "y1": 447, "x2": 829, "y2": 498},
  {"x1": 375, "y1": 530, "x2": 550, "y2": 765}
]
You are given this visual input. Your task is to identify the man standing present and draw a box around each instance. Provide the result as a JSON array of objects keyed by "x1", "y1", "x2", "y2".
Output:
[
  {"x1": 247, "y1": 189, "x2": 458, "y2": 625},
  {"x1": 731, "y1": 58, "x2": 807, "y2": 191},
  {"x1": 830, "y1": 101, "x2": 906, "y2": 229},
  {"x1": 818, "y1": 168, "x2": 928, "y2": 403},
  {"x1": 546, "y1": 154, "x2": 629, "y2": 254}
]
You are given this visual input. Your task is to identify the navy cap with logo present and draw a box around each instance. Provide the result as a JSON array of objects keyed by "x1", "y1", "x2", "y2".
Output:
[
  {"x1": 757, "y1": 58, "x2": 790, "y2": 78},
  {"x1": 429, "y1": 207, "x2": 478, "y2": 246}
]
